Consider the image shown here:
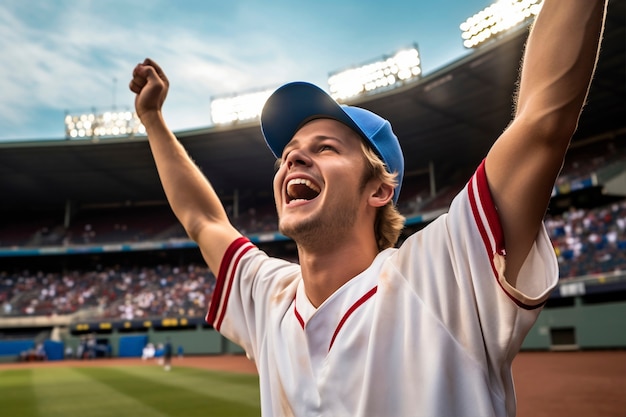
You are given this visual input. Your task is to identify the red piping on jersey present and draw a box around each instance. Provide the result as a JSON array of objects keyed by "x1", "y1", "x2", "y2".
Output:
[
  {"x1": 293, "y1": 295, "x2": 305, "y2": 329},
  {"x1": 469, "y1": 160, "x2": 543, "y2": 310},
  {"x1": 206, "y1": 237, "x2": 252, "y2": 329},
  {"x1": 328, "y1": 286, "x2": 378, "y2": 351}
]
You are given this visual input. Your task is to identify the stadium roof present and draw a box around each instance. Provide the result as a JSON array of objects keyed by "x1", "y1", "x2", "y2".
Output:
[{"x1": 1, "y1": 0, "x2": 624, "y2": 211}]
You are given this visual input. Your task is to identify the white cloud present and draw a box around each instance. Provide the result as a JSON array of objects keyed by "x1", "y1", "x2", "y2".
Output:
[
  {"x1": 0, "y1": 1, "x2": 315, "y2": 138},
  {"x1": 0, "y1": 0, "x2": 481, "y2": 140}
]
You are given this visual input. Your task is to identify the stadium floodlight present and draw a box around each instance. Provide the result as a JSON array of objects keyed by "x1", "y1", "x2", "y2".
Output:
[
  {"x1": 460, "y1": 0, "x2": 543, "y2": 49},
  {"x1": 64, "y1": 110, "x2": 145, "y2": 139},
  {"x1": 210, "y1": 88, "x2": 275, "y2": 125},
  {"x1": 328, "y1": 46, "x2": 422, "y2": 103}
]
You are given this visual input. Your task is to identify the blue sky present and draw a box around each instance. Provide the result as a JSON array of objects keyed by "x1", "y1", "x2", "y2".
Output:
[{"x1": 0, "y1": 0, "x2": 493, "y2": 142}]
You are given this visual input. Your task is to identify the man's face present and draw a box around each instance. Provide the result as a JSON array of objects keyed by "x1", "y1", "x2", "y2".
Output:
[{"x1": 272, "y1": 118, "x2": 371, "y2": 247}]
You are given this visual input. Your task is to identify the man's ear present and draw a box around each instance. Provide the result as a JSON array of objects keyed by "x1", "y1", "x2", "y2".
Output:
[{"x1": 368, "y1": 181, "x2": 394, "y2": 208}]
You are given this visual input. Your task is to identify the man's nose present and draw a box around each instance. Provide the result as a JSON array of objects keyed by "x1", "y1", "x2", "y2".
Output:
[{"x1": 286, "y1": 149, "x2": 311, "y2": 169}]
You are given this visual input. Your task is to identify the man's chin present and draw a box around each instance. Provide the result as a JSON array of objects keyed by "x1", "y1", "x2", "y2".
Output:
[{"x1": 279, "y1": 218, "x2": 318, "y2": 241}]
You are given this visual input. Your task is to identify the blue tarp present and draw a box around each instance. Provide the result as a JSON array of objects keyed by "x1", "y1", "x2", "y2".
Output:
[
  {"x1": 43, "y1": 340, "x2": 64, "y2": 361},
  {"x1": 118, "y1": 334, "x2": 148, "y2": 357},
  {"x1": 0, "y1": 339, "x2": 34, "y2": 356}
]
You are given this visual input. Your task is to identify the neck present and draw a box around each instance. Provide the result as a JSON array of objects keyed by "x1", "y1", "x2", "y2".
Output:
[{"x1": 297, "y1": 235, "x2": 379, "y2": 308}]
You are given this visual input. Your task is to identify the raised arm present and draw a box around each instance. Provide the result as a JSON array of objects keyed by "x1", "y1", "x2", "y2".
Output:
[
  {"x1": 129, "y1": 58, "x2": 242, "y2": 274},
  {"x1": 485, "y1": 0, "x2": 607, "y2": 286}
]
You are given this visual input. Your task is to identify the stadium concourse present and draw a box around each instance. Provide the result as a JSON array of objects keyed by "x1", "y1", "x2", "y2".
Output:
[{"x1": 0, "y1": 0, "x2": 625, "y2": 344}]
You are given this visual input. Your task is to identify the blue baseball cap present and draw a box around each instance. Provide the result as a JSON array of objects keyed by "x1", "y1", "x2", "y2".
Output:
[{"x1": 260, "y1": 82, "x2": 404, "y2": 204}]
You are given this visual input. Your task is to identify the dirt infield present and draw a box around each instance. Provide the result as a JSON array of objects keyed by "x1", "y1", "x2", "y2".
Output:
[
  {"x1": 512, "y1": 350, "x2": 626, "y2": 417},
  {"x1": 3, "y1": 350, "x2": 625, "y2": 417}
]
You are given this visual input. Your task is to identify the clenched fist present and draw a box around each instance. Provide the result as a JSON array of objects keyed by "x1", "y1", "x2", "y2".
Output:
[{"x1": 129, "y1": 58, "x2": 169, "y2": 119}]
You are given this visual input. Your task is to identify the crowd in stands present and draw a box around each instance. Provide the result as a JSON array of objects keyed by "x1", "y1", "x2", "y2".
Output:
[
  {"x1": 546, "y1": 200, "x2": 626, "y2": 279},
  {"x1": 0, "y1": 263, "x2": 215, "y2": 319}
]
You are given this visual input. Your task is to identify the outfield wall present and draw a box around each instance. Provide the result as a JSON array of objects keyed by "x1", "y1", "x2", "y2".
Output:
[
  {"x1": 523, "y1": 298, "x2": 626, "y2": 350},
  {"x1": 522, "y1": 274, "x2": 626, "y2": 350},
  {"x1": 61, "y1": 325, "x2": 244, "y2": 358}
]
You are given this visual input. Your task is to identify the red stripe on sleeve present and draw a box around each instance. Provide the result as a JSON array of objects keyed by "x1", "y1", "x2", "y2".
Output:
[
  {"x1": 215, "y1": 242, "x2": 254, "y2": 331},
  {"x1": 468, "y1": 163, "x2": 496, "y2": 266},
  {"x1": 469, "y1": 160, "x2": 543, "y2": 310},
  {"x1": 206, "y1": 237, "x2": 251, "y2": 327},
  {"x1": 474, "y1": 160, "x2": 505, "y2": 255}
]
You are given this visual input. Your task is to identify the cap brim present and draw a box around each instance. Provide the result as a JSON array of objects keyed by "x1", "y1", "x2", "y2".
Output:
[{"x1": 261, "y1": 82, "x2": 363, "y2": 159}]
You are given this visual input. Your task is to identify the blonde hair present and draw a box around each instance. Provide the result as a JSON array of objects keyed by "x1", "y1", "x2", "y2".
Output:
[{"x1": 359, "y1": 142, "x2": 406, "y2": 250}]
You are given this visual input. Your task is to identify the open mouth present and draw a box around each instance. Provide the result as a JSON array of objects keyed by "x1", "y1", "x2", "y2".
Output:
[{"x1": 286, "y1": 178, "x2": 321, "y2": 204}]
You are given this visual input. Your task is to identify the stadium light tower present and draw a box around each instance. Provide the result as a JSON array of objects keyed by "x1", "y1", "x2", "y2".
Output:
[
  {"x1": 210, "y1": 88, "x2": 275, "y2": 125},
  {"x1": 328, "y1": 46, "x2": 422, "y2": 103},
  {"x1": 460, "y1": 0, "x2": 543, "y2": 49},
  {"x1": 64, "y1": 110, "x2": 145, "y2": 139}
]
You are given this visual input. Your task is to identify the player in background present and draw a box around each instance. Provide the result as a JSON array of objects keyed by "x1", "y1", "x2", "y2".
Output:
[
  {"x1": 163, "y1": 337, "x2": 172, "y2": 371},
  {"x1": 129, "y1": 1, "x2": 607, "y2": 415}
]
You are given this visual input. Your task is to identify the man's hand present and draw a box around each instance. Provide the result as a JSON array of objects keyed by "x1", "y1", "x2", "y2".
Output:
[{"x1": 129, "y1": 58, "x2": 169, "y2": 118}]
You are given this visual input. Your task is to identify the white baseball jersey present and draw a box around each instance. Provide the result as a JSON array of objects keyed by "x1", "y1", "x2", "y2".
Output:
[{"x1": 206, "y1": 161, "x2": 558, "y2": 417}]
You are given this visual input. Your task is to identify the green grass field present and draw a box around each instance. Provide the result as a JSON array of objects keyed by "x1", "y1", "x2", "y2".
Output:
[{"x1": 0, "y1": 365, "x2": 261, "y2": 417}]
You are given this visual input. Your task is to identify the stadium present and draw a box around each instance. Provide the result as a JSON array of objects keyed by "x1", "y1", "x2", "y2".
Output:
[{"x1": 1, "y1": 1, "x2": 625, "y2": 416}]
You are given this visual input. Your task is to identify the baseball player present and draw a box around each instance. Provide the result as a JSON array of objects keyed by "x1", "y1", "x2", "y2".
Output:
[
  {"x1": 129, "y1": 1, "x2": 607, "y2": 415},
  {"x1": 163, "y1": 337, "x2": 173, "y2": 371}
]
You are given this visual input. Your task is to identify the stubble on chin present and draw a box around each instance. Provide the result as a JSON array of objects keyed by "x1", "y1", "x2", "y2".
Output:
[
  {"x1": 278, "y1": 215, "x2": 321, "y2": 247},
  {"x1": 278, "y1": 208, "x2": 356, "y2": 250}
]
